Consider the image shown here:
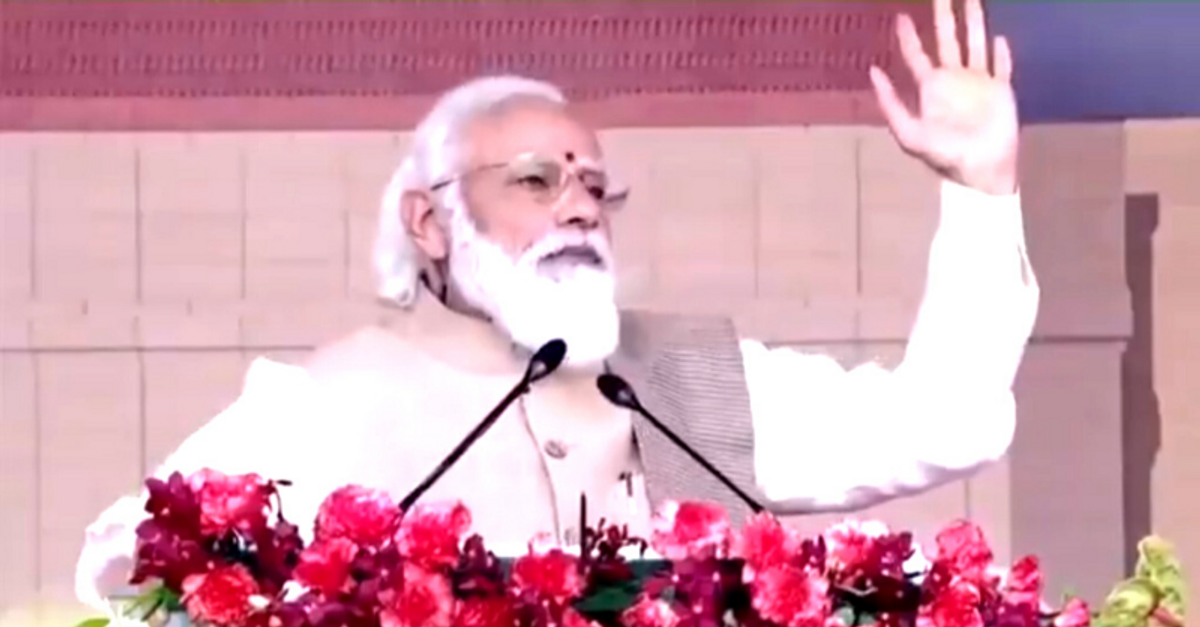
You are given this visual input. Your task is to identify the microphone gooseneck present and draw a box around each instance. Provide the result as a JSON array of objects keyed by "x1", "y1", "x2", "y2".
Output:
[
  {"x1": 596, "y1": 373, "x2": 766, "y2": 514},
  {"x1": 398, "y1": 339, "x2": 567, "y2": 512}
]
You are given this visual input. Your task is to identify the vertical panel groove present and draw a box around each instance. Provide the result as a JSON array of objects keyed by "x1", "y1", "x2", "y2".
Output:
[
  {"x1": 28, "y1": 144, "x2": 39, "y2": 300},
  {"x1": 238, "y1": 141, "x2": 248, "y2": 301},
  {"x1": 33, "y1": 354, "x2": 44, "y2": 623},
  {"x1": 134, "y1": 145, "x2": 143, "y2": 302}
]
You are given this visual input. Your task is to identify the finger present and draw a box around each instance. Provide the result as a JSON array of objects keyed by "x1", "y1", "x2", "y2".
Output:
[
  {"x1": 896, "y1": 14, "x2": 934, "y2": 81},
  {"x1": 993, "y1": 35, "x2": 1013, "y2": 80},
  {"x1": 934, "y1": 0, "x2": 962, "y2": 67},
  {"x1": 964, "y1": 0, "x2": 988, "y2": 70},
  {"x1": 869, "y1": 66, "x2": 924, "y2": 151}
]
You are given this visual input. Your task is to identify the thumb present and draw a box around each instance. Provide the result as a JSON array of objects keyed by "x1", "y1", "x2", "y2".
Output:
[{"x1": 869, "y1": 66, "x2": 924, "y2": 152}]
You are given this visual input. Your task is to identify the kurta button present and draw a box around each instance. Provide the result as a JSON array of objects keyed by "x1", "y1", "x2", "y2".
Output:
[{"x1": 543, "y1": 439, "x2": 568, "y2": 459}]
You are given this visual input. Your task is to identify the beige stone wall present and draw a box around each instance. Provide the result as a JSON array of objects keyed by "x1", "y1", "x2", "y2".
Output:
[{"x1": 2, "y1": 120, "x2": 1193, "y2": 624}]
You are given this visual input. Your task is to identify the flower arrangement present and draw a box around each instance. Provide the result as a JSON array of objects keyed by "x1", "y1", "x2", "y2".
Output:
[{"x1": 77, "y1": 469, "x2": 1185, "y2": 627}]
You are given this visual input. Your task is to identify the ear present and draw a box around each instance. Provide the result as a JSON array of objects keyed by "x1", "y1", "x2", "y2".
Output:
[{"x1": 401, "y1": 189, "x2": 448, "y2": 261}]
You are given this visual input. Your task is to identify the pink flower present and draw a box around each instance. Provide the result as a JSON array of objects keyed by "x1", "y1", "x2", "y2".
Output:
[
  {"x1": 1002, "y1": 556, "x2": 1044, "y2": 610},
  {"x1": 511, "y1": 545, "x2": 584, "y2": 604},
  {"x1": 750, "y1": 565, "x2": 831, "y2": 627},
  {"x1": 651, "y1": 501, "x2": 731, "y2": 560},
  {"x1": 187, "y1": 469, "x2": 273, "y2": 536},
  {"x1": 821, "y1": 519, "x2": 914, "y2": 585},
  {"x1": 621, "y1": 597, "x2": 681, "y2": 627},
  {"x1": 918, "y1": 579, "x2": 984, "y2": 627},
  {"x1": 315, "y1": 485, "x2": 401, "y2": 548},
  {"x1": 735, "y1": 513, "x2": 801, "y2": 579},
  {"x1": 932, "y1": 521, "x2": 994, "y2": 582},
  {"x1": 294, "y1": 537, "x2": 358, "y2": 595},
  {"x1": 181, "y1": 564, "x2": 261, "y2": 627},
  {"x1": 396, "y1": 501, "x2": 473, "y2": 569},
  {"x1": 1054, "y1": 599, "x2": 1092, "y2": 627},
  {"x1": 823, "y1": 519, "x2": 888, "y2": 572},
  {"x1": 380, "y1": 564, "x2": 455, "y2": 627},
  {"x1": 564, "y1": 609, "x2": 602, "y2": 627}
]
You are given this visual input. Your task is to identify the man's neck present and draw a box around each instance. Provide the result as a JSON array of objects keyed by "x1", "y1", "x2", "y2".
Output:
[{"x1": 373, "y1": 283, "x2": 526, "y2": 376}]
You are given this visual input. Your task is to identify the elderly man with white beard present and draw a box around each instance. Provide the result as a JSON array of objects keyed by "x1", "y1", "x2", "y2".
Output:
[{"x1": 75, "y1": 0, "x2": 1039, "y2": 610}]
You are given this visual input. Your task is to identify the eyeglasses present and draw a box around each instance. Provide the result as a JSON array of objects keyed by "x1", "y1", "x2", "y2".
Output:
[{"x1": 430, "y1": 152, "x2": 629, "y2": 211}]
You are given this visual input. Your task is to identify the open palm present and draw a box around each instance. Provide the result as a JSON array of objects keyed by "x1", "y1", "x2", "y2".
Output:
[{"x1": 870, "y1": 0, "x2": 1019, "y2": 196}]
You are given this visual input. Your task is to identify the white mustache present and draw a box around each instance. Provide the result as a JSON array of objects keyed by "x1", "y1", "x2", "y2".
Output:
[{"x1": 523, "y1": 233, "x2": 613, "y2": 270}]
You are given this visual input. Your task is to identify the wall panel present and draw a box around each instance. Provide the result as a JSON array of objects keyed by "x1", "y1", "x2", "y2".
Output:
[
  {"x1": 0, "y1": 354, "x2": 39, "y2": 624},
  {"x1": 1126, "y1": 119, "x2": 1200, "y2": 625}
]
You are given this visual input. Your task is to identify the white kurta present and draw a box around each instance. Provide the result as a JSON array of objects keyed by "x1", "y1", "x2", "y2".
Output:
[{"x1": 74, "y1": 180, "x2": 1038, "y2": 609}]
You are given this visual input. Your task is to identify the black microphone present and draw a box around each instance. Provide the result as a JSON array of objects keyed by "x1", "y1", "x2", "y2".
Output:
[
  {"x1": 596, "y1": 373, "x2": 765, "y2": 514},
  {"x1": 399, "y1": 339, "x2": 567, "y2": 511}
]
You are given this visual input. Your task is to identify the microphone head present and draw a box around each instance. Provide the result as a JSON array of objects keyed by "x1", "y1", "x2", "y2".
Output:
[
  {"x1": 526, "y1": 339, "x2": 567, "y2": 383},
  {"x1": 596, "y1": 373, "x2": 639, "y2": 410}
]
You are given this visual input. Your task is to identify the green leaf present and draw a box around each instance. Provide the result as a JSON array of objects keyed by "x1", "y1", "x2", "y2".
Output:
[
  {"x1": 626, "y1": 560, "x2": 673, "y2": 582},
  {"x1": 124, "y1": 588, "x2": 166, "y2": 619},
  {"x1": 1096, "y1": 578, "x2": 1159, "y2": 627},
  {"x1": 111, "y1": 585, "x2": 184, "y2": 623},
  {"x1": 69, "y1": 618, "x2": 111, "y2": 627},
  {"x1": 1135, "y1": 536, "x2": 1187, "y2": 622},
  {"x1": 576, "y1": 586, "x2": 640, "y2": 614},
  {"x1": 574, "y1": 560, "x2": 672, "y2": 615}
]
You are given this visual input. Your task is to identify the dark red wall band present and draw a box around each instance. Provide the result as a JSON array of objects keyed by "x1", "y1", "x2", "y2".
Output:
[{"x1": 0, "y1": 1, "x2": 928, "y2": 129}]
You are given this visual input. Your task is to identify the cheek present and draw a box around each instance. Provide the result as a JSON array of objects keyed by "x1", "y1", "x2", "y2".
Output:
[
  {"x1": 597, "y1": 213, "x2": 614, "y2": 238},
  {"x1": 465, "y1": 204, "x2": 555, "y2": 257}
]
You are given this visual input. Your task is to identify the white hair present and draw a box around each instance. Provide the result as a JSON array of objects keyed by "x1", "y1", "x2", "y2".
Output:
[{"x1": 372, "y1": 75, "x2": 568, "y2": 306}]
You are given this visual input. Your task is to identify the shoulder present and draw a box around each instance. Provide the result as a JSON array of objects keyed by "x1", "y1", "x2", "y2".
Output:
[
  {"x1": 233, "y1": 326, "x2": 410, "y2": 412},
  {"x1": 303, "y1": 326, "x2": 423, "y2": 380}
]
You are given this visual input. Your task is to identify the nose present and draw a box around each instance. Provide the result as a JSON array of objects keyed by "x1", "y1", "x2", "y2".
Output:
[{"x1": 553, "y1": 185, "x2": 603, "y2": 231}]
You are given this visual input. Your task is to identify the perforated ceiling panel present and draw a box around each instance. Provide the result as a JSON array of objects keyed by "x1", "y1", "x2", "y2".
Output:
[{"x1": 0, "y1": 1, "x2": 925, "y2": 129}]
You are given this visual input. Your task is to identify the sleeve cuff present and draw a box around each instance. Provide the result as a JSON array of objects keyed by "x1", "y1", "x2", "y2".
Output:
[{"x1": 937, "y1": 180, "x2": 1027, "y2": 255}]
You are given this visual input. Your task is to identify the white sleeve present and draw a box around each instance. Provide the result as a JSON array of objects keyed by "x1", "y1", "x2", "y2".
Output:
[
  {"x1": 73, "y1": 359, "x2": 313, "y2": 610},
  {"x1": 746, "y1": 181, "x2": 1039, "y2": 512}
]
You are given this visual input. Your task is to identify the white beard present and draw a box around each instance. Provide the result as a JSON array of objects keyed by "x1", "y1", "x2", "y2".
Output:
[{"x1": 444, "y1": 202, "x2": 620, "y2": 370}]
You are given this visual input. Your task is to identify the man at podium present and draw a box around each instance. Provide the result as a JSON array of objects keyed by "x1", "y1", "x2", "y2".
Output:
[{"x1": 76, "y1": 0, "x2": 1038, "y2": 610}]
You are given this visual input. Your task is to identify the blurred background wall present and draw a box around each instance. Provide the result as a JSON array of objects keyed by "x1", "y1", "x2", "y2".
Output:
[{"x1": 1, "y1": 2, "x2": 1198, "y2": 625}]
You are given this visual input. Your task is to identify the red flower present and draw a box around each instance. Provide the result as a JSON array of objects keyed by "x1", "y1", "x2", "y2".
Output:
[
  {"x1": 919, "y1": 579, "x2": 984, "y2": 627},
  {"x1": 735, "y1": 513, "x2": 800, "y2": 580},
  {"x1": 181, "y1": 564, "x2": 263, "y2": 627},
  {"x1": 650, "y1": 501, "x2": 731, "y2": 560},
  {"x1": 294, "y1": 537, "x2": 358, "y2": 596},
  {"x1": 750, "y1": 564, "x2": 831, "y2": 627},
  {"x1": 1002, "y1": 556, "x2": 1043, "y2": 610},
  {"x1": 1053, "y1": 599, "x2": 1091, "y2": 627},
  {"x1": 396, "y1": 501, "x2": 473, "y2": 569},
  {"x1": 932, "y1": 521, "x2": 993, "y2": 582},
  {"x1": 380, "y1": 563, "x2": 455, "y2": 627},
  {"x1": 511, "y1": 545, "x2": 584, "y2": 604},
  {"x1": 131, "y1": 517, "x2": 211, "y2": 591},
  {"x1": 621, "y1": 597, "x2": 681, "y2": 627},
  {"x1": 453, "y1": 597, "x2": 519, "y2": 627},
  {"x1": 315, "y1": 485, "x2": 401, "y2": 548},
  {"x1": 188, "y1": 469, "x2": 273, "y2": 536}
]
